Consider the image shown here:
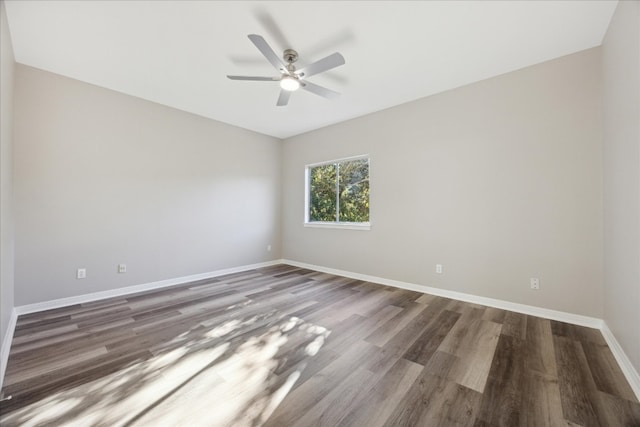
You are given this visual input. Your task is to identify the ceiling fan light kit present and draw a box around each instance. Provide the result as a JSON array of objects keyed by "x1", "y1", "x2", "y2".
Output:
[
  {"x1": 280, "y1": 75, "x2": 300, "y2": 91},
  {"x1": 227, "y1": 34, "x2": 345, "y2": 106}
]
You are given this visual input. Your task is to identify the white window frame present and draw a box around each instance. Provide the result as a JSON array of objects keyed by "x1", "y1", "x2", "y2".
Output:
[{"x1": 304, "y1": 154, "x2": 371, "y2": 231}]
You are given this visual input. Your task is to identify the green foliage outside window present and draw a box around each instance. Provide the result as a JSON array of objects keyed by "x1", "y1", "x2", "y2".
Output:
[{"x1": 308, "y1": 158, "x2": 369, "y2": 223}]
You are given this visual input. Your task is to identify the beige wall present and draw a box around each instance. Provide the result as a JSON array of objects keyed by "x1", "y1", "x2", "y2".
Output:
[
  {"x1": 602, "y1": 0, "x2": 640, "y2": 372},
  {"x1": 4, "y1": 2, "x2": 638, "y2": 382},
  {"x1": 283, "y1": 48, "x2": 603, "y2": 317},
  {"x1": 13, "y1": 65, "x2": 282, "y2": 305},
  {"x1": 1, "y1": 0, "x2": 15, "y2": 347}
]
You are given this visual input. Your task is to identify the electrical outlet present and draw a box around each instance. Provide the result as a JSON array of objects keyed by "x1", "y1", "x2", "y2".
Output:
[
  {"x1": 436, "y1": 264, "x2": 443, "y2": 274},
  {"x1": 530, "y1": 278, "x2": 540, "y2": 289},
  {"x1": 267, "y1": 245, "x2": 272, "y2": 252},
  {"x1": 118, "y1": 264, "x2": 127, "y2": 274},
  {"x1": 77, "y1": 268, "x2": 86, "y2": 279}
]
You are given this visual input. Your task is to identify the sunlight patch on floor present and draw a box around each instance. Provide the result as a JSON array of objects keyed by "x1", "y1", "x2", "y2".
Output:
[{"x1": 1, "y1": 313, "x2": 330, "y2": 427}]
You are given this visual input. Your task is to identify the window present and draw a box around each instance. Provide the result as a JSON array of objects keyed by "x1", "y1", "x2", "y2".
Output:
[{"x1": 305, "y1": 155, "x2": 370, "y2": 229}]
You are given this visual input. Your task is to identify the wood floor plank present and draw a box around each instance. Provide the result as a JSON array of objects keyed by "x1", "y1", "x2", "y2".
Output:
[
  {"x1": 481, "y1": 306, "x2": 507, "y2": 324},
  {"x1": 365, "y1": 301, "x2": 427, "y2": 347},
  {"x1": 1, "y1": 347, "x2": 154, "y2": 417},
  {"x1": 362, "y1": 298, "x2": 453, "y2": 375},
  {"x1": 551, "y1": 321, "x2": 607, "y2": 346},
  {"x1": 382, "y1": 370, "x2": 450, "y2": 426},
  {"x1": 403, "y1": 309, "x2": 461, "y2": 366},
  {"x1": 520, "y1": 370, "x2": 566, "y2": 427},
  {"x1": 339, "y1": 357, "x2": 424, "y2": 427},
  {"x1": 385, "y1": 289, "x2": 424, "y2": 308},
  {"x1": 4, "y1": 346, "x2": 109, "y2": 387},
  {"x1": 553, "y1": 335, "x2": 600, "y2": 425},
  {"x1": 1, "y1": 265, "x2": 637, "y2": 426},
  {"x1": 263, "y1": 340, "x2": 379, "y2": 427},
  {"x1": 501, "y1": 311, "x2": 527, "y2": 339},
  {"x1": 568, "y1": 336, "x2": 640, "y2": 426},
  {"x1": 290, "y1": 366, "x2": 377, "y2": 427},
  {"x1": 433, "y1": 381, "x2": 482, "y2": 426},
  {"x1": 11, "y1": 323, "x2": 79, "y2": 345},
  {"x1": 475, "y1": 334, "x2": 524, "y2": 425},
  {"x1": 384, "y1": 371, "x2": 482, "y2": 427},
  {"x1": 423, "y1": 350, "x2": 459, "y2": 379},
  {"x1": 322, "y1": 306, "x2": 403, "y2": 354},
  {"x1": 582, "y1": 341, "x2": 638, "y2": 401},
  {"x1": 285, "y1": 346, "x2": 342, "y2": 392},
  {"x1": 438, "y1": 315, "x2": 502, "y2": 393},
  {"x1": 415, "y1": 292, "x2": 438, "y2": 305},
  {"x1": 525, "y1": 316, "x2": 558, "y2": 377},
  {"x1": 594, "y1": 390, "x2": 640, "y2": 426}
]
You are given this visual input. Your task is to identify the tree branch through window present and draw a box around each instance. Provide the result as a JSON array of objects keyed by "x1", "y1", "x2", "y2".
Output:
[{"x1": 307, "y1": 157, "x2": 370, "y2": 225}]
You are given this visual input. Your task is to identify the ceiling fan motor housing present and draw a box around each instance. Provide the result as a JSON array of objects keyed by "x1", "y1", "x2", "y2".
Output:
[{"x1": 283, "y1": 49, "x2": 298, "y2": 64}]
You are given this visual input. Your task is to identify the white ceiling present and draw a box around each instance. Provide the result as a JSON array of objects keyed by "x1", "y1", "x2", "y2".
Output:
[{"x1": 4, "y1": 1, "x2": 617, "y2": 139}]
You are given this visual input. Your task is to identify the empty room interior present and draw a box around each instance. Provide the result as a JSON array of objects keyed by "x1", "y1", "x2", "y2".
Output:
[{"x1": 0, "y1": 1, "x2": 639, "y2": 425}]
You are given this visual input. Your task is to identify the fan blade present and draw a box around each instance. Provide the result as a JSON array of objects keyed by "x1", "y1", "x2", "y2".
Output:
[
  {"x1": 248, "y1": 34, "x2": 286, "y2": 72},
  {"x1": 227, "y1": 75, "x2": 279, "y2": 81},
  {"x1": 301, "y1": 81, "x2": 340, "y2": 99},
  {"x1": 276, "y1": 90, "x2": 291, "y2": 106},
  {"x1": 295, "y1": 52, "x2": 345, "y2": 79}
]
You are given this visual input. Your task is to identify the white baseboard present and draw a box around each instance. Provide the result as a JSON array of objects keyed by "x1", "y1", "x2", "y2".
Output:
[
  {"x1": 283, "y1": 259, "x2": 602, "y2": 329},
  {"x1": 601, "y1": 322, "x2": 640, "y2": 400},
  {"x1": 1, "y1": 260, "x2": 283, "y2": 389},
  {"x1": 0, "y1": 308, "x2": 17, "y2": 391},
  {"x1": 15, "y1": 259, "x2": 283, "y2": 315},
  {"x1": 283, "y1": 259, "x2": 640, "y2": 400},
  {"x1": 4, "y1": 259, "x2": 639, "y2": 402}
]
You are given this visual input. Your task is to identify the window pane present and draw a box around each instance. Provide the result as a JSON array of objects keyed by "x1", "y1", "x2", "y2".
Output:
[
  {"x1": 338, "y1": 159, "x2": 369, "y2": 222},
  {"x1": 309, "y1": 164, "x2": 337, "y2": 222}
]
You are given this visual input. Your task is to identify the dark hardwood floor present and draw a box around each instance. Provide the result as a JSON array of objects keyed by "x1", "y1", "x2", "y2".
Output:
[{"x1": 1, "y1": 264, "x2": 638, "y2": 426}]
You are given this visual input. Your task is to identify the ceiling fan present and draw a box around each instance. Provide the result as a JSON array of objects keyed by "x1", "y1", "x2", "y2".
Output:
[{"x1": 227, "y1": 34, "x2": 346, "y2": 106}]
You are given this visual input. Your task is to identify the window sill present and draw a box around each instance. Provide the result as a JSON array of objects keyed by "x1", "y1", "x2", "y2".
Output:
[{"x1": 304, "y1": 222, "x2": 371, "y2": 231}]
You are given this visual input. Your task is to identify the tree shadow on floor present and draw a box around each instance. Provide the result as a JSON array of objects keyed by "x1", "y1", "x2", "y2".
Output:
[{"x1": 0, "y1": 299, "x2": 331, "y2": 427}]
